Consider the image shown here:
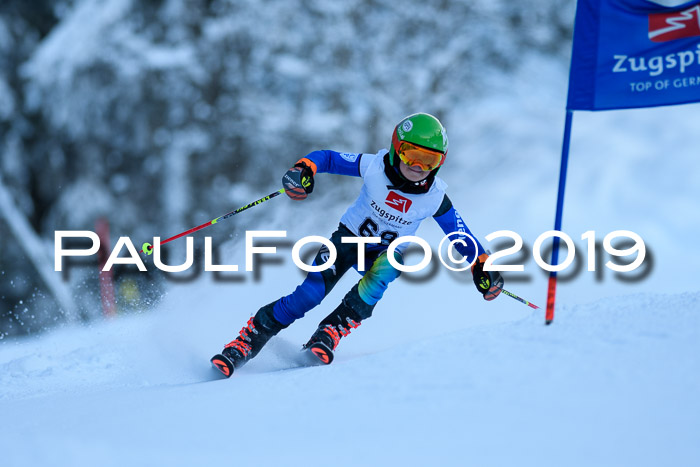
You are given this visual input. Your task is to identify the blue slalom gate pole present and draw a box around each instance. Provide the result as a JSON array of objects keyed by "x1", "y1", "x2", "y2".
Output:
[{"x1": 546, "y1": 110, "x2": 574, "y2": 325}]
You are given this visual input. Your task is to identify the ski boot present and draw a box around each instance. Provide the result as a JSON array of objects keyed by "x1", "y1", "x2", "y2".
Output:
[
  {"x1": 211, "y1": 303, "x2": 286, "y2": 377},
  {"x1": 303, "y1": 301, "x2": 363, "y2": 365}
]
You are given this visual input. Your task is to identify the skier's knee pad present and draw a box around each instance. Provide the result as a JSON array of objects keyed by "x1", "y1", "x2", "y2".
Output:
[{"x1": 357, "y1": 250, "x2": 403, "y2": 307}]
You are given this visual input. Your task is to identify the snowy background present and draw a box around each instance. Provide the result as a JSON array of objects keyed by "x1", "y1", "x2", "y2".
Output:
[{"x1": 1, "y1": 0, "x2": 699, "y2": 466}]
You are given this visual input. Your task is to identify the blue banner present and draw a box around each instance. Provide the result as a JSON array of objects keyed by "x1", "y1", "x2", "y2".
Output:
[{"x1": 567, "y1": 0, "x2": 700, "y2": 110}]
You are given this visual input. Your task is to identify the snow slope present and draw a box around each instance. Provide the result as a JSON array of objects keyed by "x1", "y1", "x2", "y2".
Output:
[{"x1": 1, "y1": 278, "x2": 698, "y2": 466}]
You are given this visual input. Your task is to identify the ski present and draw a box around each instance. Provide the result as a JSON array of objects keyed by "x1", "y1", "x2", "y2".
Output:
[
  {"x1": 210, "y1": 353, "x2": 235, "y2": 378},
  {"x1": 305, "y1": 341, "x2": 334, "y2": 365}
]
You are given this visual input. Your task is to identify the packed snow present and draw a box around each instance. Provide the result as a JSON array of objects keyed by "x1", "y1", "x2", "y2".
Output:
[{"x1": 1, "y1": 277, "x2": 698, "y2": 466}]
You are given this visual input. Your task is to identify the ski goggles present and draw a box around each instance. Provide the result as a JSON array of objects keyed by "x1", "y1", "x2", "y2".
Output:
[{"x1": 397, "y1": 141, "x2": 446, "y2": 171}]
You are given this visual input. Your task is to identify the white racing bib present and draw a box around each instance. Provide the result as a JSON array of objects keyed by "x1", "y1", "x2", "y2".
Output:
[{"x1": 340, "y1": 150, "x2": 447, "y2": 245}]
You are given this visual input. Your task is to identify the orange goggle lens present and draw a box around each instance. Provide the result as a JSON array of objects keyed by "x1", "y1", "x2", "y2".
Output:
[{"x1": 397, "y1": 141, "x2": 446, "y2": 171}]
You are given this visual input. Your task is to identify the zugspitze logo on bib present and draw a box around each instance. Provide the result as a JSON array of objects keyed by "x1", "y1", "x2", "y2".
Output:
[
  {"x1": 649, "y1": 5, "x2": 700, "y2": 43},
  {"x1": 385, "y1": 191, "x2": 412, "y2": 213}
]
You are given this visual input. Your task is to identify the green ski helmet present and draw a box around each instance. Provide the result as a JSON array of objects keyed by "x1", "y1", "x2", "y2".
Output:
[{"x1": 389, "y1": 113, "x2": 448, "y2": 174}]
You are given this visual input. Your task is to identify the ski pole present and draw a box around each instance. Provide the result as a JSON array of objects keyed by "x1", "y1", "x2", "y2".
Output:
[
  {"x1": 140, "y1": 188, "x2": 286, "y2": 255},
  {"x1": 500, "y1": 288, "x2": 539, "y2": 309}
]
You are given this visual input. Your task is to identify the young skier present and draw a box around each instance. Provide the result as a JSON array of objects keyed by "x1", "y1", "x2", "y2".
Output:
[{"x1": 211, "y1": 113, "x2": 504, "y2": 376}]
